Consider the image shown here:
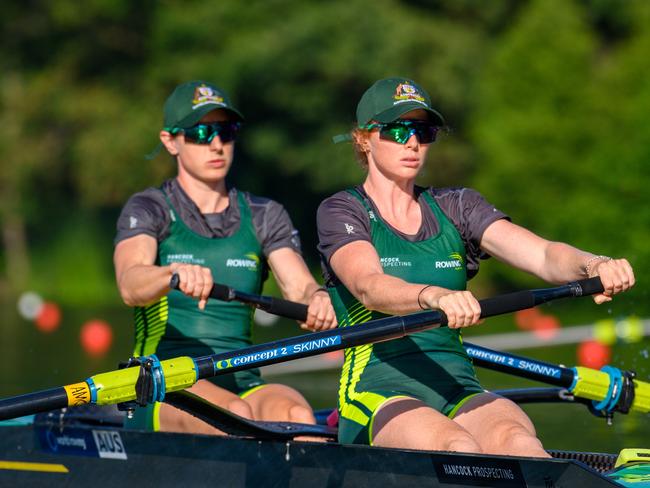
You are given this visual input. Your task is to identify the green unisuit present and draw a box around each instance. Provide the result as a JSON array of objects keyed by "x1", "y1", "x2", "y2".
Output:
[
  {"x1": 133, "y1": 189, "x2": 266, "y2": 394},
  {"x1": 330, "y1": 188, "x2": 483, "y2": 445}
]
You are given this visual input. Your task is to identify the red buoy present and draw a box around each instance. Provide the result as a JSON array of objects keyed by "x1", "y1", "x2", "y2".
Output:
[
  {"x1": 514, "y1": 307, "x2": 541, "y2": 330},
  {"x1": 577, "y1": 340, "x2": 611, "y2": 369},
  {"x1": 531, "y1": 314, "x2": 561, "y2": 340},
  {"x1": 34, "y1": 302, "x2": 62, "y2": 333},
  {"x1": 80, "y1": 319, "x2": 113, "y2": 358}
]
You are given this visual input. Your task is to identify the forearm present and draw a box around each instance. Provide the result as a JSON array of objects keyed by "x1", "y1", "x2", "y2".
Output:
[
  {"x1": 116, "y1": 264, "x2": 173, "y2": 307},
  {"x1": 536, "y1": 242, "x2": 601, "y2": 283},
  {"x1": 347, "y1": 272, "x2": 443, "y2": 315},
  {"x1": 268, "y1": 248, "x2": 322, "y2": 304}
]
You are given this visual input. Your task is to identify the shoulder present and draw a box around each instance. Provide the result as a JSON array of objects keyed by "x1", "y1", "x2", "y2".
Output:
[
  {"x1": 318, "y1": 189, "x2": 365, "y2": 216},
  {"x1": 240, "y1": 189, "x2": 283, "y2": 210},
  {"x1": 428, "y1": 186, "x2": 486, "y2": 205},
  {"x1": 239, "y1": 189, "x2": 289, "y2": 222},
  {"x1": 115, "y1": 185, "x2": 170, "y2": 245},
  {"x1": 122, "y1": 186, "x2": 168, "y2": 214},
  {"x1": 317, "y1": 188, "x2": 370, "y2": 238}
]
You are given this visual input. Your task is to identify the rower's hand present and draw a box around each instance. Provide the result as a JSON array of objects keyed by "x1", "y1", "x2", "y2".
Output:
[
  {"x1": 421, "y1": 288, "x2": 482, "y2": 329},
  {"x1": 169, "y1": 263, "x2": 213, "y2": 310},
  {"x1": 301, "y1": 289, "x2": 338, "y2": 332},
  {"x1": 589, "y1": 258, "x2": 635, "y2": 304}
]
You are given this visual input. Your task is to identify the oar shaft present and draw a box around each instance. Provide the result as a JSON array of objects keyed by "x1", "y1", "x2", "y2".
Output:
[
  {"x1": 192, "y1": 278, "x2": 600, "y2": 379},
  {"x1": 0, "y1": 387, "x2": 68, "y2": 420},
  {"x1": 464, "y1": 344, "x2": 575, "y2": 387},
  {"x1": 199, "y1": 311, "x2": 444, "y2": 379},
  {"x1": 170, "y1": 273, "x2": 308, "y2": 321}
]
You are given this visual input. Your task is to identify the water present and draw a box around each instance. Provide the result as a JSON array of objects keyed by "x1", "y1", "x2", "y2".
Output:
[{"x1": 2, "y1": 301, "x2": 649, "y2": 454}]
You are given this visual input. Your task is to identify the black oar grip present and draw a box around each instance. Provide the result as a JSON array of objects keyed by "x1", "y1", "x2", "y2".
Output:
[
  {"x1": 169, "y1": 273, "x2": 233, "y2": 301},
  {"x1": 478, "y1": 290, "x2": 536, "y2": 319},
  {"x1": 169, "y1": 273, "x2": 180, "y2": 290},
  {"x1": 209, "y1": 283, "x2": 232, "y2": 301},
  {"x1": 263, "y1": 298, "x2": 309, "y2": 322},
  {"x1": 574, "y1": 277, "x2": 605, "y2": 296}
]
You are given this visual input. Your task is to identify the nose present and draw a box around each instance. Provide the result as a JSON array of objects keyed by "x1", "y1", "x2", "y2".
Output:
[
  {"x1": 209, "y1": 134, "x2": 224, "y2": 151},
  {"x1": 405, "y1": 131, "x2": 419, "y2": 149}
]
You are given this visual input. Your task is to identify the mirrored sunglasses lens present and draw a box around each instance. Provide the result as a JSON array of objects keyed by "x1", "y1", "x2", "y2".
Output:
[
  {"x1": 381, "y1": 124, "x2": 412, "y2": 144},
  {"x1": 217, "y1": 124, "x2": 238, "y2": 143},
  {"x1": 415, "y1": 124, "x2": 438, "y2": 144},
  {"x1": 183, "y1": 123, "x2": 240, "y2": 144}
]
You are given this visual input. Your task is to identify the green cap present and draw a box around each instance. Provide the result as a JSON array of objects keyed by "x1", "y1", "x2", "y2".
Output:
[
  {"x1": 163, "y1": 80, "x2": 243, "y2": 131},
  {"x1": 356, "y1": 77, "x2": 444, "y2": 127}
]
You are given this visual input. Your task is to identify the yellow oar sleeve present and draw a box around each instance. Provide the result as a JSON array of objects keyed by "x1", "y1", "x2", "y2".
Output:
[
  {"x1": 92, "y1": 356, "x2": 197, "y2": 405},
  {"x1": 632, "y1": 379, "x2": 650, "y2": 413},
  {"x1": 572, "y1": 366, "x2": 650, "y2": 414},
  {"x1": 571, "y1": 367, "x2": 611, "y2": 401}
]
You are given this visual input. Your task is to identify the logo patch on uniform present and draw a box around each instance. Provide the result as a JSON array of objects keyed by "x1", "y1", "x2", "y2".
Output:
[
  {"x1": 380, "y1": 257, "x2": 412, "y2": 267},
  {"x1": 129, "y1": 216, "x2": 138, "y2": 229},
  {"x1": 344, "y1": 223, "x2": 355, "y2": 234},
  {"x1": 290, "y1": 229, "x2": 301, "y2": 249},
  {"x1": 226, "y1": 252, "x2": 259, "y2": 271},
  {"x1": 435, "y1": 252, "x2": 464, "y2": 270},
  {"x1": 165, "y1": 253, "x2": 206, "y2": 265}
]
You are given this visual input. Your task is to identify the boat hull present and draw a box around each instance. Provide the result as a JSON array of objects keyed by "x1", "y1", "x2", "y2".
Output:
[{"x1": 0, "y1": 421, "x2": 626, "y2": 488}]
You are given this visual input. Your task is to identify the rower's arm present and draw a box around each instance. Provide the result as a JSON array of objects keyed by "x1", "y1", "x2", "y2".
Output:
[
  {"x1": 480, "y1": 219, "x2": 635, "y2": 303},
  {"x1": 330, "y1": 240, "x2": 481, "y2": 329},
  {"x1": 267, "y1": 247, "x2": 337, "y2": 331},
  {"x1": 114, "y1": 234, "x2": 213, "y2": 309}
]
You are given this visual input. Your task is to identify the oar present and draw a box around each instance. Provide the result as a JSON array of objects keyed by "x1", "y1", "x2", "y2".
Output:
[
  {"x1": 1, "y1": 277, "x2": 648, "y2": 421},
  {"x1": 182, "y1": 275, "x2": 648, "y2": 420},
  {"x1": 169, "y1": 274, "x2": 308, "y2": 321}
]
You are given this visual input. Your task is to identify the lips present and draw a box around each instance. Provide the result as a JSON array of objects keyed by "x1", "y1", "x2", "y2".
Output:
[{"x1": 401, "y1": 156, "x2": 421, "y2": 166}]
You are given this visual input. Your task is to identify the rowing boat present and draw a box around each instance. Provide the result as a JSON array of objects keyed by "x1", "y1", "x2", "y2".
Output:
[
  {"x1": 1, "y1": 278, "x2": 649, "y2": 486},
  {"x1": 1, "y1": 393, "x2": 649, "y2": 487}
]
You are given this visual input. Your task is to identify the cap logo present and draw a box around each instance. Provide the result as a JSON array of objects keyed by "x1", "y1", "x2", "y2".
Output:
[
  {"x1": 192, "y1": 84, "x2": 225, "y2": 110},
  {"x1": 393, "y1": 83, "x2": 426, "y2": 106}
]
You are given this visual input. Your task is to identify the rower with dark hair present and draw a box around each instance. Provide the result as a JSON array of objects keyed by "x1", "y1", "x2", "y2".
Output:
[{"x1": 114, "y1": 80, "x2": 336, "y2": 434}]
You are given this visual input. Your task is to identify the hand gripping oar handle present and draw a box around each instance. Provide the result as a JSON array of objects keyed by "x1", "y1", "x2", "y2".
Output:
[
  {"x1": 169, "y1": 273, "x2": 309, "y2": 321},
  {"x1": 175, "y1": 275, "x2": 603, "y2": 326},
  {"x1": 476, "y1": 277, "x2": 603, "y2": 321}
]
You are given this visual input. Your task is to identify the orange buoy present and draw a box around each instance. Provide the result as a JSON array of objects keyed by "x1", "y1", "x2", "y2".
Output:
[
  {"x1": 531, "y1": 314, "x2": 561, "y2": 340},
  {"x1": 577, "y1": 339, "x2": 611, "y2": 370},
  {"x1": 34, "y1": 302, "x2": 62, "y2": 333},
  {"x1": 514, "y1": 307, "x2": 542, "y2": 330},
  {"x1": 80, "y1": 319, "x2": 113, "y2": 357}
]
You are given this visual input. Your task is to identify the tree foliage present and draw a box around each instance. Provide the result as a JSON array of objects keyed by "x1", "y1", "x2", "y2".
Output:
[{"x1": 0, "y1": 0, "x2": 647, "y2": 304}]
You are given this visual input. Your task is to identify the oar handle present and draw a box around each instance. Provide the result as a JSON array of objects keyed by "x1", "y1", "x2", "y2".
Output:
[
  {"x1": 477, "y1": 277, "x2": 603, "y2": 320},
  {"x1": 169, "y1": 273, "x2": 309, "y2": 321}
]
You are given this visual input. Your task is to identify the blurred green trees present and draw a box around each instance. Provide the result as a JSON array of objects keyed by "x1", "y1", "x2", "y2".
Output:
[{"x1": 0, "y1": 0, "x2": 647, "y2": 305}]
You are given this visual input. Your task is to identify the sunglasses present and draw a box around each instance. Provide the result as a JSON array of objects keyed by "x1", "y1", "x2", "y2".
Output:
[
  {"x1": 364, "y1": 120, "x2": 440, "y2": 144},
  {"x1": 173, "y1": 121, "x2": 241, "y2": 144}
]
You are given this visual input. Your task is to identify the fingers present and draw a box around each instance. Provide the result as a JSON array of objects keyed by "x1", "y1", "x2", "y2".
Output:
[
  {"x1": 172, "y1": 264, "x2": 213, "y2": 310},
  {"x1": 302, "y1": 291, "x2": 338, "y2": 332},
  {"x1": 436, "y1": 291, "x2": 482, "y2": 329},
  {"x1": 592, "y1": 258, "x2": 635, "y2": 304}
]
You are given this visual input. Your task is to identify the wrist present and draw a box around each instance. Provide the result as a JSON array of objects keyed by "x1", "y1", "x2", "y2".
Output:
[
  {"x1": 417, "y1": 285, "x2": 434, "y2": 310},
  {"x1": 585, "y1": 255, "x2": 611, "y2": 277},
  {"x1": 310, "y1": 286, "x2": 328, "y2": 298}
]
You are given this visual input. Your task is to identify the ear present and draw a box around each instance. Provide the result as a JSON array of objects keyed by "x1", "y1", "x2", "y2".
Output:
[
  {"x1": 352, "y1": 130, "x2": 371, "y2": 152},
  {"x1": 160, "y1": 130, "x2": 179, "y2": 155}
]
